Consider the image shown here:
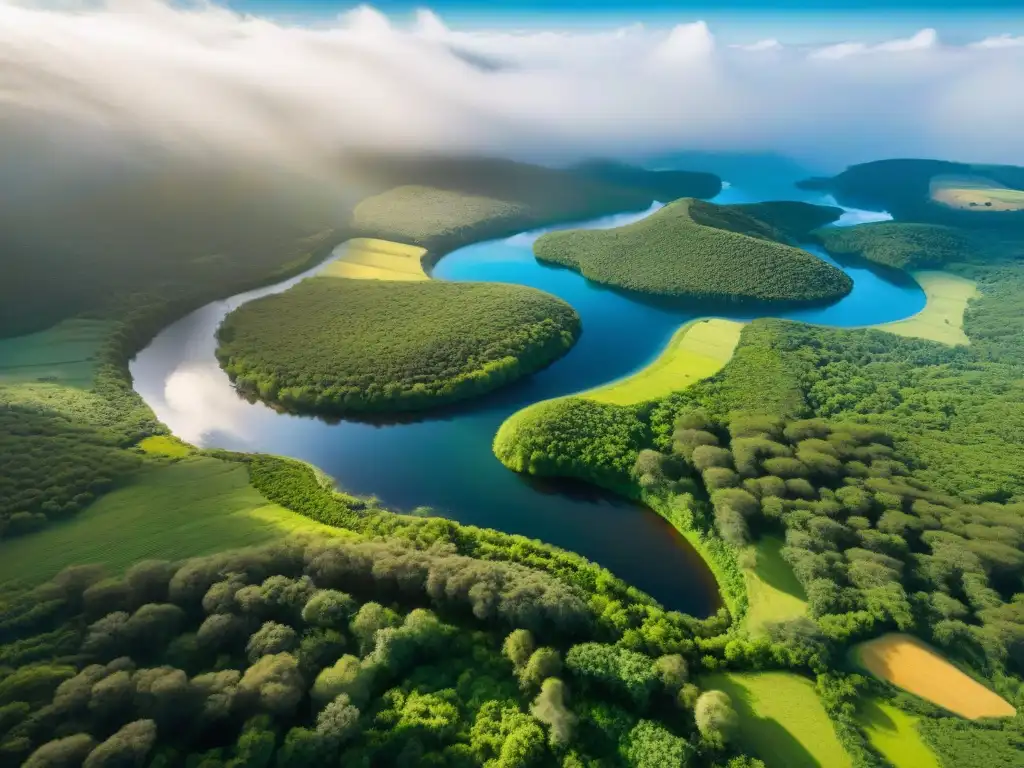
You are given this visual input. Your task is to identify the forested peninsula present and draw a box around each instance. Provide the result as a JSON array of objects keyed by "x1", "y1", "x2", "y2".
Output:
[
  {"x1": 533, "y1": 199, "x2": 851, "y2": 303},
  {"x1": 216, "y1": 279, "x2": 581, "y2": 414}
]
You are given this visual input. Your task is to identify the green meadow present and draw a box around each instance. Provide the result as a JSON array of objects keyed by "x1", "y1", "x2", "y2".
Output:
[
  {"x1": 743, "y1": 536, "x2": 808, "y2": 634},
  {"x1": 857, "y1": 699, "x2": 940, "y2": 768},
  {"x1": 701, "y1": 672, "x2": 852, "y2": 768},
  {"x1": 0, "y1": 457, "x2": 347, "y2": 587}
]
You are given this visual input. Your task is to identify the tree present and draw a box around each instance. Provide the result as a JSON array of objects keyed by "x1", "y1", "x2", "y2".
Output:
[
  {"x1": 315, "y1": 693, "x2": 360, "y2": 745},
  {"x1": 529, "y1": 678, "x2": 576, "y2": 749},
  {"x1": 502, "y1": 629, "x2": 535, "y2": 670},
  {"x1": 245, "y1": 622, "x2": 298, "y2": 662},
  {"x1": 350, "y1": 602, "x2": 401, "y2": 655},
  {"x1": 694, "y1": 690, "x2": 738, "y2": 747},
  {"x1": 654, "y1": 655, "x2": 688, "y2": 694},
  {"x1": 238, "y1": 653, "x2": 304, "y2": 716},
  {"x1": 621, "y1": 720, "x2": 693, "y2": 768},
  {"x1": 301, "y1": 590, "x2": 356, "y2": 629},
  {"x1": 518, "y1": 648, "x2": 562, "y2": 691},
  {"x1": 311, "y1": 655, "x2": 369, "y2": 708},
  {"x1": 83, "y1": 720, "x2": 157, "y2": 768},
  {"x1": 23, "y1": 734, "x2": 96, "y2": 768}
]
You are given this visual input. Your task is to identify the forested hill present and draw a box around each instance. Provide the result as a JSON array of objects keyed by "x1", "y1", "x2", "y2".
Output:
[
  {"x1": 533, "y1": 198, "x2": 849, "y2": 303},
  {"x1": 798, "y1": 158, "x2": 1024, "y2": 227}
]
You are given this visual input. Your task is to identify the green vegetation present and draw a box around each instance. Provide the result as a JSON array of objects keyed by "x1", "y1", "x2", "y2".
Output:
[
  {"x1": 798, "y1": 158, "x2": 1024, "y2": 227},
  {"x1": 534, "y1": 198, "x2": 851, "y2": 303},
  {"x1": 918, "y1": 716, "x2": 1024, "y2": 768},
  {"x1": 217, "y1": 278, "x2": 580, "y2": 414},
  {"x1": 857, "y1": 699, "x2": 940, "y2": 768},
  {"x1": 0, "y1": 458, "x2": 346, "y2": 587},
  {"x1": 571, "y1": 159, "x2": 722, "y2": 200},
  {"x1": 700, "y1": 672, "x2": 852, "y2": 768},
  {"x1": 583, "y1": 319, "x2": 744, "y2": 406},
  {"x1": 137, "y1": 435, "x2": 193, "y2": 458},
  {"x1": 815, "y1": 222, "x2": 977, "y2": 270},
  {"x1": 743, "y1": 537, "x2": 807, "y2": 635}
]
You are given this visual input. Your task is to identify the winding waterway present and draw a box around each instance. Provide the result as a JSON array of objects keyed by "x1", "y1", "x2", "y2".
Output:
[{"x1": 130, "y1": 182, "x2": 925, "y2": 617}]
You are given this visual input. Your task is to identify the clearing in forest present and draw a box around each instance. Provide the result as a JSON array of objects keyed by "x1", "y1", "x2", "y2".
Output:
[
  {"x1": 857, "y1": 699, "x2": 940, "y2": 768},
  {"x1": 875, "y1": 271, "x2": 978, "y2": 346},
  {"x1": 583, "y1": 318, "x2": 744, "y2": 405},
  {"x1": 743, "y1": 536, "x2": 808, "y2": 633},
  {"x1": 320, "y1": 237, "x2": 429, "y2": 281},
  {"x1": 852, "y1": 633, "x2": 1016, "y2": 719},
  {"x1": 930, "y1": 174, "x2": 1024, "y2": 212},
  {"x1": 700, "y1": 671, "x2": 852, "y2": 768},
  {"x1": 0, "y1": 457, "x2": 347, "y2": 587},
  {"x1": 0, "y1": 318, "x2": 112, "y2": 390}
]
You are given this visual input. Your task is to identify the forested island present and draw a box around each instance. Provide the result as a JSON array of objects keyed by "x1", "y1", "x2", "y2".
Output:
[
  {"x1": 216, "y1": 278, "x2": 581, "y2": 414},
  {"x1": 533, "y1": 199, "x2": 851, "y2": 303}
]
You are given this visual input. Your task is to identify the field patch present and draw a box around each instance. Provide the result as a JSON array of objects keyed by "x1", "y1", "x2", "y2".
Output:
[
  {"x1": 0, "y1": 318, "x2": 113, "y2": 390},
  {"x1": 852, "y1": 633, "x2": 1015, "y2": 719},
  {"x1": 743, "y1": 536, "x2": 808, "y2": 633},
  {"x1": 931, "y1": 174, "x2": 1024, "y2": 212},
  {"x1": 138, "y1": 434, "x2": 193, "y2": 457},
  {"x1": 876, "y1": 271, "x2": 978, "y2": 346},
  {"x1": 320, "y1": 237, "x2": 428, "y2": 281},
  {"x1": 0, "y1": 457, "x2": 347, "y2": 587},
  {"x1": 700, "y1": 671, "x2": 851, "y2": 768},
  {"x1": 584, "y1": 319, "x2": 744, "y2": 405},
  {"x1": 857, "y1": 699, "x2": 940, "y2": 768}
]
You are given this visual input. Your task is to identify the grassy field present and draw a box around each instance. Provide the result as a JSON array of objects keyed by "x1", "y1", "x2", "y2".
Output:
[
  {"x1": 931, "y1": 175, "x2": 1024, "y2": 212},
  {"x1": 138, "y1": 435, "x2": 193, "y2": 458},
  {"x1": 0, "y1": 318, "x2": 112, "y2": 390},
  {"x1": 0, "y1": 457, "x2": 347, "y2": 587},
  {"x1": 875, "y1": 271, "x2": 979, "y2": 345},
  {"x1": 583, "y1": 319, "x2": 744, "y2": 405},
  {"x1": 700, "y1": 671, "x2": 852, "y2": 768},
  {"x1": 857, "y1": 699, "x2": 940, "y2": 768},
  {"x1": 743, "y1": 536, "x2": 808, "y2": 634},
  {"x1": 320, "y1": 237, "x2": 428, "y2": 281},
  {"x1": 852, "y1": 634, "x2": 1016, "y2": 719}
]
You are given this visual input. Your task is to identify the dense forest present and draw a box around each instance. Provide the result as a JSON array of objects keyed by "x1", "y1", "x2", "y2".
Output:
[
  {"x1": 533, "y1": 199, "x2": 851, "y2": 303},
  {"x1": 216, "y1": 279, "x2": 581, "y2": 414},
  {"x1": 798, "y1": 159, "x2": 1024, "y2": 228}
]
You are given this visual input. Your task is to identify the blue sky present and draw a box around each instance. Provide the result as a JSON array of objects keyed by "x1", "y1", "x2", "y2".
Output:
[{"x1": 225, "y1": 1, "x2": 1024, "y2": 44}]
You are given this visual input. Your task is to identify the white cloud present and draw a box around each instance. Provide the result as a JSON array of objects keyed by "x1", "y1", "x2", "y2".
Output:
[
  {"x1": 0, "y1": 1, "x2": 1022, "y2": 175},
  {"x1": 732, "y1": 39, "x2": 782, "y2": 52},
  {"x1": 971, "y1": 34, "x2": 1024, "y2": 49}
]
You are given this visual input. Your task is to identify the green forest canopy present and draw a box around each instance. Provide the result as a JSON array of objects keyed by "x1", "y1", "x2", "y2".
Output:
[
  {"x1": 216, "y1": 278, "x2": 581, "y2": 415},
  {"x1": 533, "y1": 199, "x2": 851, "y2": 303}
]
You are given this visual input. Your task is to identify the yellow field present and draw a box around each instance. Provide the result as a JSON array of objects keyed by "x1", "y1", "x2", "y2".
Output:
[
  {"x1": 876, "y1": 271, "x2": 978, "y2": 346},
  {"x1": 320, "y1": 238, "x2": 428, "y2": 281},
  {"x1": 583, "y1": 318, "x2": 744, "y2": 405},
  {"x1": 853, "y1": 633, "x2": 1016, "y2": 719},
  {"x1": 138, "y1": 435, "x2": 193, "y2": 458},
  {"x1": 744, "y1": 536, "x2": 808, "y2": 634},
  {"x1": 857, "y1": 699, "x2": 940, "y2": 768},
  {"x1": 0, "y1": 318, "x2": 112, "y2": 390},
  {"x1": 931, "y1": 175, "x2": 1024, "y2": 212}
]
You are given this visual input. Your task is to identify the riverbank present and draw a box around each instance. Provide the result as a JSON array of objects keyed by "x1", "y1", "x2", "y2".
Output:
[{"x1": 869, "y1": 270, "x2": 978, "y2": 345}]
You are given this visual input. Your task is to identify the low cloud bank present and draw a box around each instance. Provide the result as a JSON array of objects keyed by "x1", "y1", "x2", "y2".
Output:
[{"x1": 1, "y1": 1, "x2": 1023, "y2": 179}]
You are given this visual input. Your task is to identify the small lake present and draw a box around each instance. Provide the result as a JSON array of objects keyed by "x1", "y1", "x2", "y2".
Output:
[{"x1": 130, "y1": 181, "x2": 924, "y2": 617}]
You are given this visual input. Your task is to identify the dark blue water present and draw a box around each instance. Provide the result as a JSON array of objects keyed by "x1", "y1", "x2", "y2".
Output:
[{"x1": 130, "y1": 183, "x2": 923, "y2": 617}]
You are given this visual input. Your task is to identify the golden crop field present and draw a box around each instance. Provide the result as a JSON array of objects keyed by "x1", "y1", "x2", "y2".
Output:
[
  {"x1": 583, "y1": 318, "x2": 744, "y2": 405},
  {"x1": 853, "y1": 634, "x2": 1016, "y2": 719},
  {"x1": 931, "y1": 174, "x2": 1024, "y2": 212},
  {"x1": 320, "y1": 237, "x2": 429, "y2": 281},
  {"x1": 875, "y1": 271, "x2": 978, "y2": 346}
]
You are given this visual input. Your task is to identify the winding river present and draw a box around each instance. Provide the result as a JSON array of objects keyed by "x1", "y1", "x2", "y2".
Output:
[{"x1": 130, "y1": 182, "x2": 925, "y2": 617}]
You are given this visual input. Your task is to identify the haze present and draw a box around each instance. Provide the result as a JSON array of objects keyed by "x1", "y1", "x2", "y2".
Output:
[{"x1": 2, "y1": 0, "x2": 1024, "y2": 184}]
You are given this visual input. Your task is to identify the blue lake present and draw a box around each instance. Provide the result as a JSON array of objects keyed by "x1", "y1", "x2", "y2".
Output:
[{"x1": 131, "y1": 182, "x2": 924, "y2": 617}]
